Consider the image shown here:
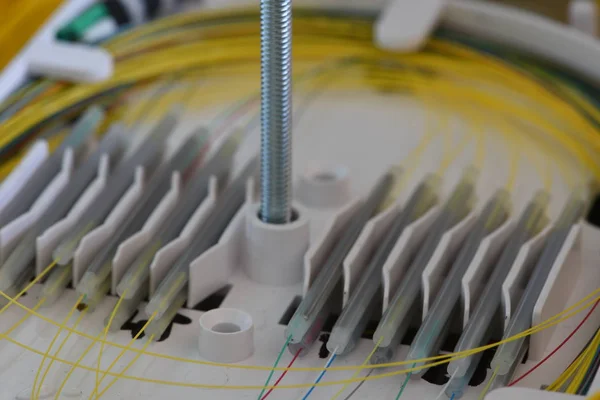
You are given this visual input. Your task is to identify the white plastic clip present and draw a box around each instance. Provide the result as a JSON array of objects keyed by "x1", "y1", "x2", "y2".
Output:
[
  {"x1": 375, "y1": 0, "x2": 447, "y2": 52},
  {"x1": 28, "y1": 41, "x2": 113, "y2": 83}
]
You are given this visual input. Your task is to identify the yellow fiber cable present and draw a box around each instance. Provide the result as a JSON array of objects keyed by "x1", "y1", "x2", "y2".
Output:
[
  {"x1": 383, "y1": 94, "x2": 440, "y2": 208},
  {"x1": 92, "y1": 318, "x2": 155, "y2": 400},
  {"x1": 330, "y1": 337, "x2": 384, "y2": 400},
  {"x1": 578, "y1": 332, "x2": 600, "y2": 390},
  {"x1": 32, "y1": 295, "x2": 84, "y2": 399},
  {"x1": 428, "y1": 38, "x2": 600, "y2": 130},
  {"x1": 95, "y1": 337, "x2": 154, "y2": 399},
  {"x1": 0, "y1": 289, "x2": 600, "y2": 371},
  {"x1": 0, "y1": 291, "x2": 595, "y2": 392},
  {"x1": 472, "y1": 108, "x2": 487, "y2": 175},
  {"x1": 94, "y1": 293, "x2": 129, "y2": 397},
  {"x1": 502, "y1": 121, "x2": 521, "y2": 193},
  {"x1": 0, "y1": 260, "x2": 57, "y2": 317},
  {"x1": 553, "y1": 343, "x2": 591, "y2": 391},
  {"x1": 36, "y1": 310, "x2": 87, "y2": 400},
  {"x1": 304, "y1": 69, "x2": 593, "y2": 179},
  {"x1": 4, "y1": 35, "x2": 600, "y2": 174},
  {"x1": 3, "y1": 63, "x2": 596, "y2": 186},
  {"x1": 515, "y1": 117, "x2": 583, "y2": 191},
  {"x1": 568, "y1": 353, "x2": 593, "y2": 393},
  {"x1": 91, "y1": 312, "x2": 155, "y2": 398},
  {"x1": 548, "y1": 343, "x2": 592, "y2": 391},
  {"x1": 23, "y1": 39, "x2": 600, "y2": 148},
  {"x1": 398, "y1": 76, "x2": 599, "y2": 176},
  {"x1": 0, "y1": 12, "x2": 598, "y2": 394},
  {"x1": 438, "y1": 110, "x2": 471, "y2": 174},
  {"x1": 442, "y1": 99, "x2": 489, "y2": 174},
  {"x1": 547, "y1": 309, "x2": 600, "y2": 392},
  {"x1": 1, "y1": 285, "x2": 599, "y2": 376},
  {"x1": 528, "y1": 141, "x2": 553, "y2": 194},
  {"x1": 108, "y1": 19, "x2": 598, "y2": 148},
  {"x1": 161, "y1": 37, "x2": 597, "y2": 144},
  {"x1": 1, "y1": 292, "x2": 598, "y2": 392},
  {"x1": 478, "y1": 367, "x2": 499, "y2": 400},
  {"x1": 403, "y1": 104, "x2": 438, "y2": 174},
  {"x1": 55, "y1": 334, "x2": 98, "y2": 399},
  {"x1": 2, "y1": 299, "x2": 46, "y2": 337},
  {"x1": 103, "y1": 8, "x2": 581, "y2": 144},
  {"x1": 416, "y1": 57, "x2": 595, "y2": 142},
  {"x1": 566, "y1": 329, "x2": 600, "y2": 394},
  {"x1": 0, "y1": 260, "x2": 58, "y2": 395},
  {"x1": 434, "y1": 108, "x2": 452, "y2": 176}
]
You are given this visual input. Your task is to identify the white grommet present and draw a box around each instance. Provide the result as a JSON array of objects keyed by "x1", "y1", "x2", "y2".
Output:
[
  {"x1": 297, "y1": 164, "x2": 351, "y2": 209},
  {"x1": 244, "y1": 203, "x2": 310, "y2": 285},
  {"x1": 198, "y1": 308, "x2": 254, "y2": 363}
]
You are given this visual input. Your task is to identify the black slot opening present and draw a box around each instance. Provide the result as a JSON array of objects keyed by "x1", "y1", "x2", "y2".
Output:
[
  {"x1": 192, "y1": 284, "x2": 233, "y2": 312},
  {"x1": 586, "y1": 193, "x2": 600, "y2": 227},
  {"x1": 279, "y1": 295, "x2": 302, "y2": 325}
]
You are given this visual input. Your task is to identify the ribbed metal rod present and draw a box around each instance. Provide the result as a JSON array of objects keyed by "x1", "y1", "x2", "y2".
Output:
[{"x1": 260, "y1": 0, "x2": 293, "y2": 224}]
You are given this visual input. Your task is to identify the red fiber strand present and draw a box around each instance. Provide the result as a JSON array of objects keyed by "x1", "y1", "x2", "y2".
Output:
[
  {"x1": 509, "y1": 300, "x2": 600, "y2": 387},
  {"x1": 261, "y1": 349, "x2": 302, "y2": 400}
]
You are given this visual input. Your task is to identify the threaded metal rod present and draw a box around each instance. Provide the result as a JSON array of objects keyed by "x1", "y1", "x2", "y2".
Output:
[{"x1": 259, "y1": 0, "x2": 293, "y2": 224}]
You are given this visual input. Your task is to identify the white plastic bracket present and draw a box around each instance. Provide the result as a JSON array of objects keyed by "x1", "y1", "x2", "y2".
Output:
[
  {"x1": 381, "y1": 205, "x2": 440, "y2": 311},
  {"x1": 110, "y1": 172, "x2": 183, "y2": 294},
  {"x1": 530, "y1": 223, "x2": 582, "y2": 360},
  {"x1": 0, "y1": 148, "x2": 74, "y2": 263},
  {"x1": 461, "y1": 218, "x2": 514, "y2": 326},
  {"x1": 36, "y1": 154, "x2": 111, "y2": 276},
  {"x1": 149, "y1": 176, "x2": 218, "y2": 296},
  {"x1": 421, "y1": 209, "x2": 478, "y2": 319},
  {"x1": 0, "y1": 141, "x2": 49, "y2": 214},
  {"x1": 502, "y1": 226, "x2": 552, "y2": 330},
  {"x1": 342, "y1": 203, "x2": 400, "y2": 307},
  {"x1": 72, "y1": 166, "x2": 146, "y2": 285},
  {"x1": 302, "y1": 199, "x2": 362, "y2": 296},
  {"x1": 187, "y1": 180, "x2": 250, "y2": 307}
]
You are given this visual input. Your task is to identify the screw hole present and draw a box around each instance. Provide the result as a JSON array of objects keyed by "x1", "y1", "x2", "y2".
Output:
[
  {"x1": 212, "y1": 322, "x2": 242, "y2": 334},
  {"x1": 257, "y1": 208, "x2": 300, "y2": 223},
  {"x1": 313, "y1": 172, "x2": 338, "y2": 182}
]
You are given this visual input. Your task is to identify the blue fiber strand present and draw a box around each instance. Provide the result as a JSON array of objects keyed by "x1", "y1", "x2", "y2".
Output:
[
  {"x1": 302, "y1": 353, "x2": 337, "y2": 400},
  {"x1": 450, "y1": 394, "x2": 456, "y2": 400}
]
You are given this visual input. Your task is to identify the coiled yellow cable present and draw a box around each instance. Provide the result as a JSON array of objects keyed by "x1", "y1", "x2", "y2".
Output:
[{"x1": 0, "y1": 7, "x2": 597, "y2": 396}]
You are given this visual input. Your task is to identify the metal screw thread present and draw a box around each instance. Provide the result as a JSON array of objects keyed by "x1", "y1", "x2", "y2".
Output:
[{"x1": 259, "y1": 0, "x2": 293, "y2": 224}]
